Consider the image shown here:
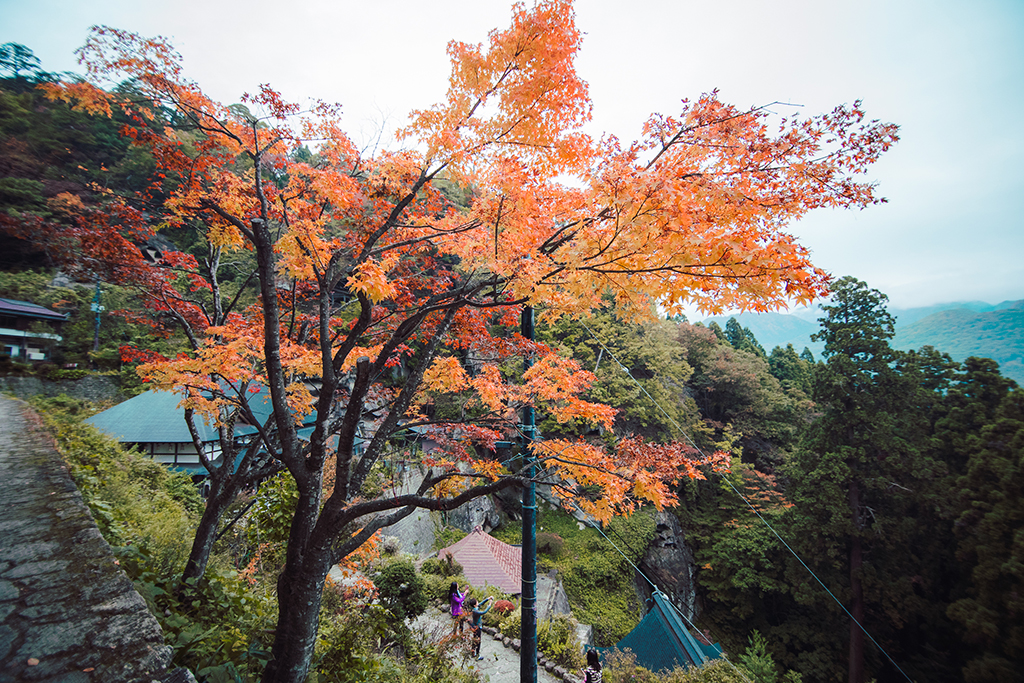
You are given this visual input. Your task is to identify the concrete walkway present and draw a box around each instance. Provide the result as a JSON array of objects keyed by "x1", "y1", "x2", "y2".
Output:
[
  {"x1": 411, "y1": 606, "x2": 574, "y2": 683},
  {"x1": 0, "y1": 396, "x2": 182, "y2": 683}
]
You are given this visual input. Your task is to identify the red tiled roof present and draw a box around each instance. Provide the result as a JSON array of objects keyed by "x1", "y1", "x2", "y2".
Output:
[{"x1": 436, "y1": 528, "x2": 522, "y2": 594}]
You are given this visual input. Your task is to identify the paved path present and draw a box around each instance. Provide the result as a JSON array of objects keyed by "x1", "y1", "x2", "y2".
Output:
[
  {"x1": 0, "y1": 396, "x2": 181, "y2": 683},
  {"x1": 412, "y1": 606, "x2": 574, "y2": 683}
]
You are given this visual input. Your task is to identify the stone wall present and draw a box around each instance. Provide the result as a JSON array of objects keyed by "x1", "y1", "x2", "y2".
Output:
[
  {"x1": 0, "y1": 375, "x2": 124, "y2": 403},
  {"x1": 0, "y1": 396, "x2": 192, "y2": 683}
]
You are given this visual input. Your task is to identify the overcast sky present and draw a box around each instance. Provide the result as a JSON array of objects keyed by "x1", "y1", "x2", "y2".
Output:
[{"x1": 2, "y1": 0, "x2": 1022, "y2": 309}]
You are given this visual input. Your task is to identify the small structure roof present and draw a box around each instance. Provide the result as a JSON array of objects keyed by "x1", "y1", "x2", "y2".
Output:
[
  {"x1": 88, "y1": 386, "x2": 321, "y2": 445},
  {"x1": 0, "y1": 297, "x2": 67, "y2": 322},
  {"x1": 436, "y1": 527, "x2": 522, "y2": 594},
  {"x1": 611, "y1": 591, "x2": 722, "y2": 673},
  {"x1": 86, "y1": 390, "x2": 220, "y2": 443}
]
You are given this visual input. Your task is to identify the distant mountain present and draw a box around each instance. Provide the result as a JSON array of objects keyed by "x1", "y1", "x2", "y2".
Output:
[
  {"x1": 699, "y1": 300, "x2": 1024, "y2": 384},
  {"x1": 892, "y1": 303, "x2": 1023, "y2": 385},
  {"x1": 890, "y1": 301, "x2": 999, "y2": 326}
]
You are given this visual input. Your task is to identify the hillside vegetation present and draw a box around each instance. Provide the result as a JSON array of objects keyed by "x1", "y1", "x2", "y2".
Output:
[
  {"x1": 3, "y1": 44, "x2": 1022, "y2": 683},
  {"x1": 705, "y1": 299, "x2": 1024, "y2": 384},
  {"x1": 892, "y1": 303, "x2": 1024, "y2": 383}
]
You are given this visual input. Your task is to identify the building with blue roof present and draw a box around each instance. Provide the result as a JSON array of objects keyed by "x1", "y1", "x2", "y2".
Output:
[
  {"x1": 86, "y1": 390, "x2": 223, "y2": 474},
  {"x1": 610, "y1": 591, "x2": 723, "y2": 673},
  {"x1": 86, "y1": 386, "x2": 319, "y2": 476}
]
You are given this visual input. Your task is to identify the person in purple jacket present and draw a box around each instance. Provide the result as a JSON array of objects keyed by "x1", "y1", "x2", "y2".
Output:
[{"x1": 447, "y1": 582, "x2": 466, "y2": 633}]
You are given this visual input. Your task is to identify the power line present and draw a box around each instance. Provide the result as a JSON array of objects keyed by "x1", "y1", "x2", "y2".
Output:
[
  {"x1": 575, "y1": 319, "x2": 914, "y2": 683},
  {"x1": 567, "y1": 499, "x2": 754, "y2": 683}
]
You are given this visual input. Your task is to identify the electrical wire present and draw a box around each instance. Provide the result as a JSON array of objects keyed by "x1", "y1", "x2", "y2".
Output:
[
  {"x1": 566, "y1": 498, "x2": 755, "y2": 683},
  {"x1": 575, "y1": 319, "x2": 915, "y2": 683}
]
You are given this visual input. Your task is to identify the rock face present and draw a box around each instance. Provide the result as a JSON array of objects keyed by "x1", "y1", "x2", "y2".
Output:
[
  {"x1": 447, "y1": 492, "x2": 503, "y2": 533},
  {"x1": 634, "y1": 511, "x2": 698, "y2": 622},
  {"x1": 536, "y1": 569, "x2": 572, "y2": 621}
]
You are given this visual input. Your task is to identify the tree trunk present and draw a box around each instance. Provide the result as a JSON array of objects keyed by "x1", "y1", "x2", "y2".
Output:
[
  {"x1": 848, "y1": 480, "x2": 865, "y2": 683},
  {"x1": 181, "y1": 484, "x2": 234, "y2": 583},
  {"x1": 261, "y1": 547, "x2": 331, "y2": 683}
]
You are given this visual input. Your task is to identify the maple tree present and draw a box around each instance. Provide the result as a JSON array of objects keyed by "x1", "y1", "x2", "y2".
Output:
[{"x1": 30, "y1": 1, "x2": 898, "y2": 679}]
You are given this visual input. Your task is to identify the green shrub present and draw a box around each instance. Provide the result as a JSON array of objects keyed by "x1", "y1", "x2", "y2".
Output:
[
  {"x1": 420, "y1": 557, "x2": 445, "y2": 575},
  {"x1": 439, "y1": 552, "x2": 463, "y2": 577},
  {"x1": 421, "y1": 573, "x2": 457, "y2": 604},
  {"x1": 313, "y1": 602, "x2": 402, "y2": 683},
  {"x1": 602, "y1": 649, "x2": 750, "y2": 683},
  {"x1": 499, "y1": 608, "x2": 522, "y2": 639},
  {"x1": 246, "y1": 470, "x2": 299, "y2": 545},
  {"x1": 537, "y1": 531, "x2": 565, "y2": 558},
  {"x1": 421, "y1": 553, "x2": 464, "y2": 578},
  {"x1": 38, "y1": 364, "x2": 91, "y2": 381},
  {"x1": 375, "y1": 558, "x2": 428, "y2": 621},
  {"x1": 480, "y1": 598, "x2": 515, "y2": 628},
  {"x1": 433, "y1": 524, "x2": 467, "y2": 551},
  {"x1": 118, "y1": 545, "x2": 275, "y2": 680},
  {"x1": 602, "y1": 649, "x2": 659, "y2": 683},
  {"x1": 538, "y1": 613, "x2": 585, "y2": 670}
]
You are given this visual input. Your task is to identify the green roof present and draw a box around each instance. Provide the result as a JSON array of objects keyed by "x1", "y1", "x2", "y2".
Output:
[
  {"x1": 86, "y1": 390, "x2": 220, "y2": 443},
  {"x1": 611, "y1": 591, "x2": 722, "y2": 673},
  {"x1": 86, "y1": 386, "x2": 320, "y2": 445}
]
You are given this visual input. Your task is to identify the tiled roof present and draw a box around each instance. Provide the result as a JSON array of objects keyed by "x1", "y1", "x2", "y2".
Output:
[
  {"x1": 0, "y1": 298, "x2": 67, "y2": 322},
  {"x1": 436, "y1": 528, "x2": 522, "y2": 594}
]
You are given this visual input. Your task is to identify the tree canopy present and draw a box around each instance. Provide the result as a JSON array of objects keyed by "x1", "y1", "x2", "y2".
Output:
[{"x1": 13, "y1": 2, "x2": 899, "y2": 680}]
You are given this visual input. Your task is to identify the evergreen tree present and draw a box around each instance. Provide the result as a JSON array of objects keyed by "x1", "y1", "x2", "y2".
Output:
[
  {"x1": 784, "y1": 277, "x2": 931, "y2": 683},
  {"x1": 768, "y1": 343, "x2": 814, "y2": 398},
  {"x1": 944, "y1": 363, "x2": 1024, "y2": 682},
  {"x1": 724, "y1": 316, "x2": 767, "y2": 356}
]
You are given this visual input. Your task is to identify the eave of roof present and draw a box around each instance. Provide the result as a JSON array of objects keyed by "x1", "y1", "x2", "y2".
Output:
[{"x1": 0, "y1": 297, "x2": 68, "y2": 322}]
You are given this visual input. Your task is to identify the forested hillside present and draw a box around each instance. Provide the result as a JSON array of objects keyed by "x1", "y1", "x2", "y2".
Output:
[
  {"x1": 892, "y1": 303, "x2": 1024, "y2": 383},
  {"x1": 704, "y1": 300, "x2": 1024, "y2": 385},
  {"x1": 568, "y1": 282, "x2": 1023, "y2": 683},
  {"x1": 2, "y1": 34, "x2": 1021, "y2": 683}
]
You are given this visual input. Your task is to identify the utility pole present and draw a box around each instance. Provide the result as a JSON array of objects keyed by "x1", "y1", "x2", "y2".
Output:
[
  {"x1": 90, "y1": 281, "x2": 104, "y2": 354},
  {"x1": 521, "y1": 304, "x2": 537, "y2": 683}
]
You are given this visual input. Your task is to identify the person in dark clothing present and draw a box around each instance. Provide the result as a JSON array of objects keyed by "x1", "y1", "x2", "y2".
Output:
[
  {"x1": 467, "y1": 596, "x2": 493, "y2": 660},
  {"x1": 582, "y1": 649, "x2": 602, "y2": 683}
]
